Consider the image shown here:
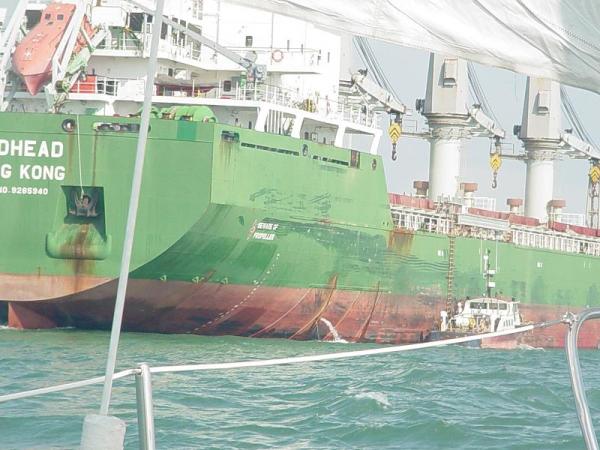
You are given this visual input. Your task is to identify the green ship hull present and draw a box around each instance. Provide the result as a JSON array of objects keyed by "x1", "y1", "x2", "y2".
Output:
[{"x1": 1, "y1": 111, "x2": 599, "y2": 347}]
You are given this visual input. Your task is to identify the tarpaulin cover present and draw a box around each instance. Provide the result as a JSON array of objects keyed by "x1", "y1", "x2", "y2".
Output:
[{"x1": 231, "y1": 0, "x2": 600, "y2": 93}]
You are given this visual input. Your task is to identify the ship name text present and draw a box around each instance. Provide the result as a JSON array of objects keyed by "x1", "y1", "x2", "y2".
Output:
[{"x1": 0, "y1": 139, "x2": 66, "y2": 181}]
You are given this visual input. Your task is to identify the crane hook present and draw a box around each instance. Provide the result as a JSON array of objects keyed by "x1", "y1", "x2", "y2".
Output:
[
  {"x1": 492, "y1": 173, "x2": 498, "y2": 189},
  {"x1": 391, "y1": 145, "x2": 397, "y2": 161}
]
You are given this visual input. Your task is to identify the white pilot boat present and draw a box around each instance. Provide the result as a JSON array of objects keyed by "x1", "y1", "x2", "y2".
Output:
[{"x1": 427, "y1": 297, "x2": 526, "y2": 348}]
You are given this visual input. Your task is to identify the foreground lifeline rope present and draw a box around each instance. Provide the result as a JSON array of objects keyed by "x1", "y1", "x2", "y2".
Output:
[{"x1": 0, "y1": 318, "x2": 562, "y2": 404}]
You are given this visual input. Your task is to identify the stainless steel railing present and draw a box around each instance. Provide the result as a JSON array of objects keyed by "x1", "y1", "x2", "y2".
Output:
[{"x1": 565, "y1": 308, "x2": 600, "y2": 450}]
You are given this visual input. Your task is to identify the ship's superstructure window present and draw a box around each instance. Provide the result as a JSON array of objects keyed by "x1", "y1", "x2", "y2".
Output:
[
  {"x1": 57, "y1": 14, "x2": 64, "y2": 21},
  {"x1": 44, "y1": 13, "x2": 51, "y2": 20},
  {"x1": 25, "y1": 10, "x2": 42, "y2": 28},
  {"x1": 470, "y1": 302, "x2": 488, "y2": 310},
  {"x1": 129, "y1": 12, "x2": 144, "y2": 32},
  {"x1": 191, "y1": 0, "x2": 203, "y2": 20}
]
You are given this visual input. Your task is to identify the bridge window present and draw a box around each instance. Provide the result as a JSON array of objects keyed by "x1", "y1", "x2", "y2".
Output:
[{"x1": 470, "y1": 302, "x2": 488, "y2": 310}]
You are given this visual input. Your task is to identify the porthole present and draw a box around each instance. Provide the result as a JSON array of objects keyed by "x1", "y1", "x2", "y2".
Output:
[{"x1": 62, "y1": 119, "x2": 76, "y2": 132}]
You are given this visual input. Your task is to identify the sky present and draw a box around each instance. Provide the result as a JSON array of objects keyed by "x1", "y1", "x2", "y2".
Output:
[
  {"x1": 368, "y1": 41, "x2": 599, "y2": 215},
  {"x1": 0, "y1": 0, "x2": 13, "y2": 11},
  {"x1": 2, "y1": 0, "x2": 598, "y2": 214}
]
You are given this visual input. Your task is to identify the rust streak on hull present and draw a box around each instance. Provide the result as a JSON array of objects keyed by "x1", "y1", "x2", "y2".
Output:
[
  {"x1": 353, "y1": 283, "x2": 382, "y2": 342},
  {"x1": 289, "y1": 275, "x2": 338, "y2": 340}
]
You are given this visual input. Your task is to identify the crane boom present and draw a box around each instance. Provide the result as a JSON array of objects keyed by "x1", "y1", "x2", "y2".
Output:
[
  {"x1": 560, "y1": 132, "x2": 600, "y2": 160},
  {"x1": 350, "y1": 71, "x2": 406, "y2": 115}
]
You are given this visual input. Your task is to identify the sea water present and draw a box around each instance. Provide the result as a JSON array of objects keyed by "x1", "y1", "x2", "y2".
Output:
[{"x1": 1, "y1": 328, "x2": 599, "y2": 449}]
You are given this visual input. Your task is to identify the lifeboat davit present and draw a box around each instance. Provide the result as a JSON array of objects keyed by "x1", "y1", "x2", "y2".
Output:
[{"x1": 12, "y1": 3, "x2": 79, "y2": 96}]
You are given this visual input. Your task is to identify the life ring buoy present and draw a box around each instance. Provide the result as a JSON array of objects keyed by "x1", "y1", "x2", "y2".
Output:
[{"x1": 271, "y1": 49, "x2": 284, "y2": 63}]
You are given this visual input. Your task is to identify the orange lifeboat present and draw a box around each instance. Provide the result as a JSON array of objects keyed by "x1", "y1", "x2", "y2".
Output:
[{"x1": 12, "y1": 3, "x2": 82, "y2": 96}]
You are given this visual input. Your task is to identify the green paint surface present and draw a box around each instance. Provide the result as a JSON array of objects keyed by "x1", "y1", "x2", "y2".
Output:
[{"x1": 0, "y1": 111, "x2": 598, "y2": 307}]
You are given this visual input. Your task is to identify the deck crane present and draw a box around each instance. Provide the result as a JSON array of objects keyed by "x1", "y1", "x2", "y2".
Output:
[
  {"x1": 351, "y1": 54, "x2": 505, "y2": 173},
  {"x1": 497, "y1": 77, "x2": 600, "y2": 224},
  {"x1": 410, "y1": 54, "x2": 506, "y2": 201}
]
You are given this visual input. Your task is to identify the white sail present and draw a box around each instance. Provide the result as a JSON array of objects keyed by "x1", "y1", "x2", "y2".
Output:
[{"x1": 231, "y1": 0, "x2": 600, "y2": 93}]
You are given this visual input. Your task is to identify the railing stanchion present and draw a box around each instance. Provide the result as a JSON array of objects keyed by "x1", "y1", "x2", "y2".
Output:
[
  {"x1": 136, "y1": 363, "x2": 156, "y2": 450},
  {"x1": 565, "y1": 308, "x2": 600, "y2": 450}
]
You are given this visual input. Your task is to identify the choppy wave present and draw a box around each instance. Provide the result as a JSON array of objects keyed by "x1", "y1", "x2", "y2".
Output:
[
  {"x1": 517, "y1": 343, "x2": 545, "y2": 351},
  {"x1": 0, "y1": 330, "x2": 597, "y2": 449},
  {"x1": 353, "y1": 391, "x2": 391, "y2": 408}
]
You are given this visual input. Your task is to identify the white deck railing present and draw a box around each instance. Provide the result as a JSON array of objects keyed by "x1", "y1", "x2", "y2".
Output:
[
  {"x1": 391, "y1": 207, "x2": 452, "y2": 235},
  {"x1": 512, "y1": 227, "x2": 600, "y2": 257},
  {"x1": 66, "y1": 76, "x2": 377, "y2": 128},
  {"x1": 391, "y1": 203, "x2": 600, "y2": 257}
]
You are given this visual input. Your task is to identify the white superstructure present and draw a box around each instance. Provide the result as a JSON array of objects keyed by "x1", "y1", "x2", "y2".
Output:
[
  {"x1": 443, "y1": 298, "x2": 522, "y2": 333},
  {"x1": 6, "y1": 0, "x2": 385, "y2": 154}
]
